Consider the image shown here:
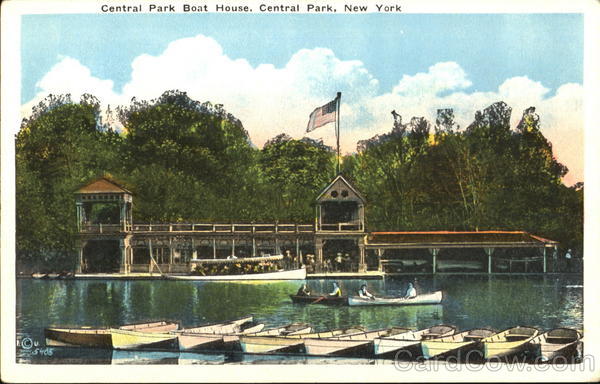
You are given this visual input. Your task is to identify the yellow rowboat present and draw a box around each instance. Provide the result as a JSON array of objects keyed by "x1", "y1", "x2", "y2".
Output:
[
  {"x1": 304, "y1": 327, "x2": 411, "y2": 357},
  {"x1": 420, "y1": 328, "x2": 496, "y2": 360},
  {"x1": 239, "y1": 327, "x2": 365, "y2": 354},
  {"x1": 45, "y1": 321, "x2": 179, "y2": 348},
  {"x1": 110, "y1": 328, "x2": 179, "y2": 350},
  {"x1": 481, "y1": 326, "x2": 539, "y2": 360},
  {"x1": 373, "y1": 324, "x2": 456, "y2": 359},
  {"x1": 531, "y1": 328, "x2": 582, "y2": 362}
]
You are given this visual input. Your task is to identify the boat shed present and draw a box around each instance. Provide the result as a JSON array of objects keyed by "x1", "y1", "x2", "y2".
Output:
[{"x1": 365, "y1": 231, "x2": 559, "y2": 274}]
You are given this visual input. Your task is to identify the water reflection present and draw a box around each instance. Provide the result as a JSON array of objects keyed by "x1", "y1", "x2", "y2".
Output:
[{"x1": 16, "y1": 274, "x2": 583, "y2": 364}]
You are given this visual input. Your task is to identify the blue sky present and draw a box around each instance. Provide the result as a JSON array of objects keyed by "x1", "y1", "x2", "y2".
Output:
[
  {"x1": 20, "y1": 12, "x2": 584, "y2": 184},
  {"x1": 22, "y1": 13, "x2": 582, "y2": 103}
]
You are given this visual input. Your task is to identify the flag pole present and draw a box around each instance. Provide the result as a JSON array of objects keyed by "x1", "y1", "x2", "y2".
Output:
[{"x1": 336, "y1": 92, "x2": 341, "y2": 174}]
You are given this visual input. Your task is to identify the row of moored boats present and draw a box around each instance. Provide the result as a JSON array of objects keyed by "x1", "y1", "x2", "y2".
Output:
[{"x1": 44, "y1": 316, "x2": 583, "y2": 363}]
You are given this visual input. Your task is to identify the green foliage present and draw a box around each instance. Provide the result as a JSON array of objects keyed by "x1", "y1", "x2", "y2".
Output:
[
  {"x1": 16, "y1": 94, "x2": 123, "y2": 272},
  {"x1": 259, "y1": 134, "x2": 336, "y2": 222},
  {"x1": 15, "y1": 91, "x2": 583, "y2": 271}
]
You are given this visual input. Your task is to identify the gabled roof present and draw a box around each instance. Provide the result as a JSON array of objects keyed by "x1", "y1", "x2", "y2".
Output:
[
  {"x1": 75, "y1": 177, "x2": 132, "y2": 194},
  {"x1": 315, "y1": 174, "x2": 366, "y2": 203}
]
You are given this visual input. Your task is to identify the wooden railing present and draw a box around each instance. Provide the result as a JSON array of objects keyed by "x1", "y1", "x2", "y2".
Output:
[
  {"x1": 80, "y1": 222, "x2": 365, "y2": 234},
  {"x1": 79, "y1": 223, "x2": 316, "y2": 234},
  {"x1": 318, "y1": 222, "x2": 364, "y2": 232},
  {"x1": 80, "y1": 223, "x2": 131, "y2": 234}
]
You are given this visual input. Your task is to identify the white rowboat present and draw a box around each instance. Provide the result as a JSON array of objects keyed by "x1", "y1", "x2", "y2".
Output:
[
  {"x1": 348, "y1": 291, "x2": 443, "y2": 306},
  {"x1": 164, "y1": 267, "x2": 306, "y2": 281},
  {"x1": 374, "y1": 325, "x2": 456, "y2": 358}
]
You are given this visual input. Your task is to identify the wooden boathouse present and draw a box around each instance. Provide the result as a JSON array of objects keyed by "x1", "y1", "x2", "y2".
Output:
[{"x1": 74, "y1": 176, "x2": 559, "y2": 275}]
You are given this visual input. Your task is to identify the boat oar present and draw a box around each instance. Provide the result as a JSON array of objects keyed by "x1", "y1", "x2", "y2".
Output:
[{"x1": 312, "y1": 296, "x2": 326, "y2": 304}]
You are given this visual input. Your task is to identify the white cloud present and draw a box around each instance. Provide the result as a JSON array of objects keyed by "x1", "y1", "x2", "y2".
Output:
[
  {"x1": 392, "y1": 61, "x2": 472, "y2": 96},
  {"x1": 21, "y1": 35, "x2": 583, "y2": 184}
]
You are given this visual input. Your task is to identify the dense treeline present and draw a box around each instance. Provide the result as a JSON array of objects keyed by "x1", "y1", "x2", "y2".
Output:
[{"x1": 16, "y1": 91, "x2": 582, "y2": 272}]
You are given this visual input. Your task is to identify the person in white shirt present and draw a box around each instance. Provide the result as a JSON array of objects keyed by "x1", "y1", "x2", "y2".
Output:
[
  {"x1": 358, "y1": 284, "x2": 375, "y2": 300},
  {"x1": 565, "y1": 249, "x2": 572, "y2": 272},
  {"x1": 405, "y1": 282, "x2": 417, "y2": 298}
]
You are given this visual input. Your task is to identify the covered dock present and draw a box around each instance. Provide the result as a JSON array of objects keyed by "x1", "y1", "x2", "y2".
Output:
[{"x1": 365, "y1": 231, "x2": 559, "y2": 274}]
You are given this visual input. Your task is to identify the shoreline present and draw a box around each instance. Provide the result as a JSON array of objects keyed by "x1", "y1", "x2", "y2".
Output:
[{"x1": 16, "y1": 271, "x2": 583, "y2": 280}]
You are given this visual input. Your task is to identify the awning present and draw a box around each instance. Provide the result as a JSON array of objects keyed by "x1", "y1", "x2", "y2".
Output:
[{"x1": 189, "y1": 254, "x2": 284, "y2": 265}]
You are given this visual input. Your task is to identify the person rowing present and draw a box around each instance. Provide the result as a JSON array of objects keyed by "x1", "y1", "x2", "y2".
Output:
[
  {"x1": 358, "y1": 284, "x2": 375, "y2": 300},
  {"x1": 329, "y1": 282, "x2": 342, "y2": 297},
  {"x1": 404, "y1": 282, "x2": 417, "y2": 299},
  {"x1": 296, "y1": 283, "x2": 311, "y2": 296}
]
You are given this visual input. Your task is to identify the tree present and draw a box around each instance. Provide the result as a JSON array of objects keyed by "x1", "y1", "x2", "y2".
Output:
[
  {"x1": 259, "y1": 134, "x2": 335, "y2": 222},
  {"x1": 16, "y1": 94, "x2": 122, "y2": 272},
  {"x1": 117, "y1": 90, "x2": 259, "y2": 222}
]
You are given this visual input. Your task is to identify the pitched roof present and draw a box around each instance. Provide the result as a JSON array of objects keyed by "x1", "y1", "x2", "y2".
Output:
[
  {"x1": 75, "y1": 177, "x2": 132, "y2": 194},
  {"x1": 315, "y1": 174, "x2": 365, "y2": 203}
]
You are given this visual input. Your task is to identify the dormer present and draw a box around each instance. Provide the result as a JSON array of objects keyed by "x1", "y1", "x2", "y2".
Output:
[{"x1": 315, "y1": 175, "x2": 365, "y2": 232}]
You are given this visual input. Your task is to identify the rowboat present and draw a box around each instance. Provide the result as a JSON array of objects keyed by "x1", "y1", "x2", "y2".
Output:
[
  {"x1": 252, "y1": 323, "x2": 313, "y2": 337},
  {"x1": 348, "y1": 291, "x2": 443, "y2": 306},
  {"x1": 420, "y1": 328, "x2": 496, "y2": 360},
  {"x1": 45, "y1": 321, "x2": 179, "y2": 348},
  {"x1": 481, "y1": 326, "x2": 539, "y2": 360},
  {"x1": 173, "y1": 316, "x2": 257, "y2": 351},
  {"x1": 289, "y1": 295, "x2": 348, "y2": 305},
  {"x1": 164, "y1": 267, "x2": 306, "y2": 281},
  {"x1": 110, "y1": 328, "x2": 179, "y2": 350},
  {"x1": 531, "y1": 328, "x2": 582, "y2": 362},
  {"x1": 176, "y1": 315, "x2": 253, "y2": 334},
  {"x1": 373, "y1": 324, "x2": 456, "y2": 358},
  {"x1": 303, "y1": 327, "x2": 411, "y2": 357},
  {"x1": 239, "y1": 327, "x2": 365, "y2": 354}
]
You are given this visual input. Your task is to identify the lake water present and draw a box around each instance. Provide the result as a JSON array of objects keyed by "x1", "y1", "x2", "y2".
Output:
[{"x1": 15, "y1": 274, "x2": 583, "y2": 364}]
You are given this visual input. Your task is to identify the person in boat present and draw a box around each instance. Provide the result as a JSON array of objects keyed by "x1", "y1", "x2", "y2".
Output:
[
  {"x1": 404, "y1": 282, "x2": 417, "y2": 299},
  {"x1": 565, "y1": 249, "x2": 572, "y2": 272},
  {"x1": 358, "y1": 284, "x2": 375, "y2": 300},
  {"x1": 329, "y1": 282, "x2": 342, "y2": 297},
  {"x1": 296, "y1": 283, "x2": 311, "y2": 296}
]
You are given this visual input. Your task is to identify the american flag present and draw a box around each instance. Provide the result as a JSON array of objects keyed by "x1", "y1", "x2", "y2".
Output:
[{"x1": 306, "y1": 96, "x2": 338, "y2": 132}]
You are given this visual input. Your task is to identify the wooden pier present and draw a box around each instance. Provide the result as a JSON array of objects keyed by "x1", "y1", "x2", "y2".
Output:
[{"x1": 74, "y1": 176, "x2": 560, "y2": 277}]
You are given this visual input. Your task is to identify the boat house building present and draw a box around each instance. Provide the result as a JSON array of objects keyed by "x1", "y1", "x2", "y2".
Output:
[{"x1": 75, "y1": 176, "x2": 559, "y2": 276}]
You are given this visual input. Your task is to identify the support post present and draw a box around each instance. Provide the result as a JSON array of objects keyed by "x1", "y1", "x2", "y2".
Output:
[
  {"x1": 315, "y1": 237, "x2": 324, "y2": 272},
  {"x1": 76, "y1": 203, "x2": 83, "y2": 232},
  {"x1": 484, "y1": 248, "x2": 495, "y2": 274},
  {"x1": 429, "y1": 248, "x2": 440, "y2": 274},
  {"x1": 169, "y1": 237, "x2": 174, "y2": 271},
  {"x1": 296, "y1": 238, "x2": 300, "y2": 262},
  {"x1": 252, "y1": 237, "x2": 256, "y2": 257},
  {"x1": 77, "y1": 240, "x2": 85, "y2": 273},
  {"x1": 213, "y1": 238, "x2": 216, "y2": 259},
  {"x1": 543, "y1": 247, "x2": 547, "y2": 273},
  {"x1": 358, "y1": 245, "x2": 366, "y2": 273},
  {"x1": 377, "y1": 248, "x2": 383, "y2": 272},
  {"x1": 232, "y1": 238, "x2": 236, "y2": 257}
]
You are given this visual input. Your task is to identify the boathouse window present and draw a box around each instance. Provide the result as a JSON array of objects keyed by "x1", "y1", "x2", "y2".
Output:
[{"x1": 330, "y1": 190, "x2": 338, "y2": 197}]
